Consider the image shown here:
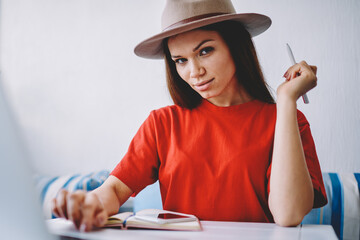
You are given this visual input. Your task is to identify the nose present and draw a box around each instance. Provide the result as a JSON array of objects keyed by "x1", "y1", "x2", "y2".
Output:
[{"x1": 189, "y1": 60, "x2": 205, "y2": 79}]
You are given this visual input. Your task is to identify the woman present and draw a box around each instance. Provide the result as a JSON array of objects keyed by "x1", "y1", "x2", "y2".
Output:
[{"x1": 52, "y1": 0, "x2": 327, "y2": 231}]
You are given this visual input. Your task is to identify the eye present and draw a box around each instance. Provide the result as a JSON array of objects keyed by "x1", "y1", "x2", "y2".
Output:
[
  {"x1": 199, "y1": 46, "x2": 214, "y2": 56},
  {"x1": 174, "y1": 58, "x2": 187, "y2": 65}
]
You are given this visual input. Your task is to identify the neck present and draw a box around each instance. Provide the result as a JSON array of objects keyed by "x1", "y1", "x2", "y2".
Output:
[{"x1": 207, "y1": 84, "x2": 253, "y2": 107}]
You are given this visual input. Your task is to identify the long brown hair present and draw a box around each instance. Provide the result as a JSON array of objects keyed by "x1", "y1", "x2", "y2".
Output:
[{"x1": 163, "y1": 20, "x2": 274, "y2": 109}]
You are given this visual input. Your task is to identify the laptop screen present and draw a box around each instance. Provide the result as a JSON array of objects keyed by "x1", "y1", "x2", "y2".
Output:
[{"x1": 0, "y1": 78, "x2": 57, "y2": 240}]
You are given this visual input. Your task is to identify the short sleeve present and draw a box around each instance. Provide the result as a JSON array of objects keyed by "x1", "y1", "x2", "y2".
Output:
[
  {"x1": 111, "y1": 111, "x2": 159, "y2": 195},
  {"x1": 266, "y1": 110, "x2": 327, "y2": 208}
]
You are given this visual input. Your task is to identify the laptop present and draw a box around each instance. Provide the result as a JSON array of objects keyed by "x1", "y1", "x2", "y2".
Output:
[{"x1": 0, "y1": 78, "x2": 58, "y2": 239}]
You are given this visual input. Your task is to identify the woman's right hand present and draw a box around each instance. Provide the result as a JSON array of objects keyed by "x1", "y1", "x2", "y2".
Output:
[
  {"x1": 52, "y1": 189, "x2": 108, "y2": 232},
  {"x1": 51, "y1": 176, "x2": 133, "y2": 232}
]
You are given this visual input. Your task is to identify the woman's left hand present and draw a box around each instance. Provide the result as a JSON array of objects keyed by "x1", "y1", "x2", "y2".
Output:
[{"x1": 277, "y1": 60, "x2": 317, "y2": 102}]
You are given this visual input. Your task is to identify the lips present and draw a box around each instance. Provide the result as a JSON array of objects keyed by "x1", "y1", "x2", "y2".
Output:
[{"x1": 193, "y1": 78, "x2": 214, "y2": 91}]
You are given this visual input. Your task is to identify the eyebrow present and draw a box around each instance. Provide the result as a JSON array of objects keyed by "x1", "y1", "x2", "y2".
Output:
[
  {"x1": 171, "y1": 39, "x2": 214, "y2": 58},
  {"x1": 193, "y1": 39, "x2": 214, "y2": 52}
]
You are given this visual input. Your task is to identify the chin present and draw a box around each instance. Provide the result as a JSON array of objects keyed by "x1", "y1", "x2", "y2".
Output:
[{"x1": 200, "y1": 92, "x2": 218, "y2": 101}]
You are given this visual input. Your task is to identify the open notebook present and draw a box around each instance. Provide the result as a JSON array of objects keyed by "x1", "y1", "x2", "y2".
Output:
[{"x1": 106, "y1": 208, "x2": 201, "y2": 231}]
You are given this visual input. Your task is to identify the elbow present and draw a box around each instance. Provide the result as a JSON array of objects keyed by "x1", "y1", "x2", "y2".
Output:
[
  {"x1": 270, "y1": 200, "x2": 311, "y2": 227},
  {"x1": 272, "y1": 204, "x2": 311, "y2": 227},
  {"x1": 269, "y1": 191, "x2": 314, "y2": 227},
  {"x1": 273, "y1": 212, "x2": 305, "y2": 227}
]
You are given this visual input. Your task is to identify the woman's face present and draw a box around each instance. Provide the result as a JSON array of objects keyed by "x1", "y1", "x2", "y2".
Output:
[{"x1": 167, "y1": 29, "x2": 243, "y2": 106}]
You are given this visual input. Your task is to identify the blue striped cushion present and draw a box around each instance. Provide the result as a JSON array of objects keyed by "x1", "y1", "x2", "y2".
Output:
[
  {"x1": 302, "y1": 172, "x2": 360, "y2": 240},
  {"x1": 35, "y1": 170, "x2": 110, "y2": 219}
]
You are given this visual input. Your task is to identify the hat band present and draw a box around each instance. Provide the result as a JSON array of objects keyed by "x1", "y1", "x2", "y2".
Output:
[{"x1": 162, "y1": 12, "x2": 226, "y2": 32}]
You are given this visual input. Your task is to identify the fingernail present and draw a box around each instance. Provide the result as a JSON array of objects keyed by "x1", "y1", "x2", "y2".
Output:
[{"x1": 80, "y1": 224, "x2": 86, "y2": 232}]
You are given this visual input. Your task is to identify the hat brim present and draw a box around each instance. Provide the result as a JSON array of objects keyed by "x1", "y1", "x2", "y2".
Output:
[{"x1": 134, "y1": 13, "x2": 271, "y2": 59}]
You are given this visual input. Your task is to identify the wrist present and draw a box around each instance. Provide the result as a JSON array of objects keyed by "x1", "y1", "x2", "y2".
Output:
[
  {"x1": 276, "y1": 85, "x2": 301, "y2": 104},
  {"x1": 276, "y1": 94, "x2": 297, "y2": 106},
  {"x1": 276, "y1": 96, "x2": 298, "y2": 118}
]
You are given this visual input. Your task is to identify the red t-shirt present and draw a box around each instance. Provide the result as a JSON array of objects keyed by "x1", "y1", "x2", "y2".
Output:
[{"x1": 111, "y1": 99, "x2": 327, "y2": 222}]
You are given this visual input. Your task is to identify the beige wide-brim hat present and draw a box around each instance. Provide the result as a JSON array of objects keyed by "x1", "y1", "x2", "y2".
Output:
[{"x1": 134, "y1": 0, "x2": 271, "y2": 59}]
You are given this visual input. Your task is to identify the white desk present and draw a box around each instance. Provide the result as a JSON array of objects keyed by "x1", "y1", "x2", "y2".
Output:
[{"x1": 47, "y1": 218, "x2": 338, "y2": 240}]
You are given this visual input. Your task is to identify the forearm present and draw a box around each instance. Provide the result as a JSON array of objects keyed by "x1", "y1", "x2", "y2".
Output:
[
  {"x1": 92, "y1": 175, "x2": 133, "y2": 216},
  {"x1": 269, "y1": 97, "x2": 314, "y2": 226}
]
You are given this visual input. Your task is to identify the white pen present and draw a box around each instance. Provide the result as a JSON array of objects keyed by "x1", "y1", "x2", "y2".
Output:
[{"x1": 286, "y1": 43, "x2": 309, "y2": 104}]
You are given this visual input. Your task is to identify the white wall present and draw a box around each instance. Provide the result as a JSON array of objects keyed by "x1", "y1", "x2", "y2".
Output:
[{"x1": 0, "y1": 0, "x2": 359, "y2": 175}]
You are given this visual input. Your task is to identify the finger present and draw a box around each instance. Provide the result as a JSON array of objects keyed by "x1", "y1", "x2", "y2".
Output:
[
  {"x1": 290, "y1": 68, "x2": 298, "y2": 80},
  {"x1": 79, "y1": 193, "x2": 100, "y2": 232},
  {"x1": 287, "y1": 61, "x2": 314, "y2": 80},
  {"x1": 299, "y1": 61, "x2": 316, "y2": 74},
  {"x1": 55, "y1": 189, "x2": 68, "y2": 219},
  {"x1": 94, "y1": 210, "x2": 108, "y2": 228},
  {"x1": 283, "y1": 70, "x2": 290, "y2": 80},
  {"x1": 298, "y1": 62, "x2": 317, "y2": 82},
  {"x1": 284, "y1": 62, "x2": 300, "y2": 80},
  {"x1": 310, "y1": 65, "x2": 317, "y2": 75},
  {"x1": 286, "y1": 64, "x2": 301, "y2": 80},
  {"x1": 67, "y1": 190, "x2": 86, "y2": 229},
  {"x1": 51, "y1": 198, "x2": 60, "y2": 218}
]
